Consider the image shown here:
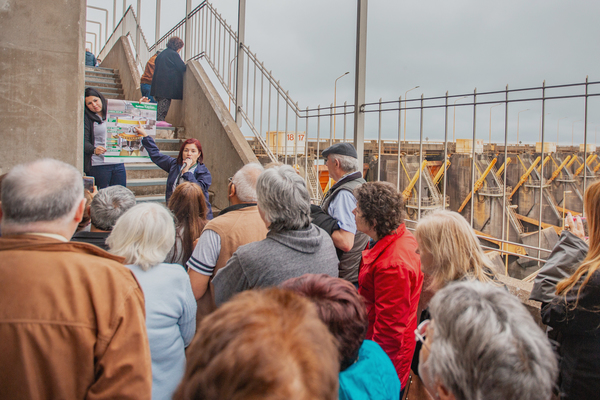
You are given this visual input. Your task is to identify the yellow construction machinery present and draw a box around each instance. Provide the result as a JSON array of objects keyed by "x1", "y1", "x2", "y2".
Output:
[{"x1": 458, "y1": 158, "x2": 497, "y2": 212}]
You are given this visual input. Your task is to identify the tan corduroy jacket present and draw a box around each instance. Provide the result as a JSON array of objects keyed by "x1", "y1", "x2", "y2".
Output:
[
  {"x1": 195, "y1": 205, "x2": 268, "y2": 321},
  {"x1": 0, "y1": 234, "x2": 152, "y2": 400}
]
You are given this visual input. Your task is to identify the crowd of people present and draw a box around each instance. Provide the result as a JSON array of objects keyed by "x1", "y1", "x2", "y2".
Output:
[{"x1": 2, "y1": 136, "x2": 599, "y2": 399}]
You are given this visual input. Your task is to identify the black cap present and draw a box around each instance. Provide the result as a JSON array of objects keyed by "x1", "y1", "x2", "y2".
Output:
[{"x1": 322, "y1": 143, "x2": 358, "y2": 159}]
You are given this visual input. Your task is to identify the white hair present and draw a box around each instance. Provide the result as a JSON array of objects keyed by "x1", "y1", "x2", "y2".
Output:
[
  {"x1": 422, "y1": 281, "x2": 558, "y2": 400},
  {"x1": 232, "y1": 163, "x2": 264, "y2": 202},
  {"x1": 1, "y1": 158, "x2": 83, "y2": 225},
  {"x1": 329, "y1": 154, "x2": 359, "y2": 173},
  {"x1": 107, "y1": 203, "x2": 176, "y2": 271},
  {"x1": 256, "y1": 165, "x2": 311, "y2": 232}
]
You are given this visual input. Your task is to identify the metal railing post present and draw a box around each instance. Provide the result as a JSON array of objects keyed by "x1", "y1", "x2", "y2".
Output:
[
  {"x1": 353, "y1": 0, "x2": 368, "y2": 169},
  {"x1": 235, "y1": 0, "x2": 246, "y2": 127},
  {"x1": 184, "y1": 0, "x2": 192, "y2": 60},
  {"x1": 155, "y1": 0, "x2": 161, "y2": 44}
]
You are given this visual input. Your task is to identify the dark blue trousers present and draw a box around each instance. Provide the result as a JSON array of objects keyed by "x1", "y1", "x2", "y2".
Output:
[{"x1": 88, "y1": 163, "x2": 127, "y2": 189}]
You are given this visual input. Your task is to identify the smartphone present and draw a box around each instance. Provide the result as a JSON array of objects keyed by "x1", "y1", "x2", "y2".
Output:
[{"x1": 83, "y1": 176, "x2": 95, "y2": 192}]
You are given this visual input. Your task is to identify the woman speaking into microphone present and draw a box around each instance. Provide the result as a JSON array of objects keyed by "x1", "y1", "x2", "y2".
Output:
[{"x1": 136, "y1": 124, "x2": 213, "y2": 219}]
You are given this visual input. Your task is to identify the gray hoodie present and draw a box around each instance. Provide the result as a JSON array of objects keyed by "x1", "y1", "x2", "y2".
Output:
[{"x1": 213, "y1": 224, "x2": 339, "y2": 305}]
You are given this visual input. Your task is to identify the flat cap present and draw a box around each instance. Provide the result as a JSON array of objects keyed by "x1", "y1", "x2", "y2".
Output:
[{"x1": 322, "y1": 143, "x2": 358, "y2": 159}]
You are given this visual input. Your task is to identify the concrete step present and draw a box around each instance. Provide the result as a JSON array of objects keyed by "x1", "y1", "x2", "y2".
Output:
[
  {"x1": 84, "y1": 81, "x2": 122, "y2": 91},
  {"x1": 85, "y1": 85, "x2": 123, "y2": 94},
  {"x1": 86, "y1": 66, "x2": 117, "y2": 74},
  {"x1": 85, "y1": 77, "x2": 121, "y2": 85},
  {"x1": 102, "y1": 93, "x2": 125, "y2": 99},
  {"x1": 126, "y1": 177, "x2": 167, "y2": 196},
  {"x1": 135, "y1": 194, "x2": 166, "y2": 203},
  {"x1": 125, "y1": 163, "x2": 167, "y2": 179},
  {"x1": 156, "y1": 126, "x2": 186, "y2": 139}
]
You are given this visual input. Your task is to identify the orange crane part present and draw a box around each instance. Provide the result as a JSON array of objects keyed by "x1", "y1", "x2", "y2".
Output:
[
  {"x1": 594, "y1": 159, "x2": 600, "y2": 173},
  {"x1": 496, "y1": 157, "x2": 512, "y2": 177},
  {"x1": 508, "y1": 156, "x2": 541, "y2": 200},
  {"x1": 575, "y1": 154, "x2": 598, "y2": 176},
  {"x1": 432, "y1": 160, "x2": 451, "y2": 185},
  {"x1": 458, "y1": 158, "x2": 498, "y2": 212},
  {"x1": 566, "y1": 156, "x2": 578, "y2": 169},
  {"x1": 546, "y1": 155, "x2": 571, "y2": 185},
  {"x1": 402, "y1": 160, "x2": 428, "y2": 200},
  {"x1": 536, "y1": 155, "x2": 552, "y2": 173}
]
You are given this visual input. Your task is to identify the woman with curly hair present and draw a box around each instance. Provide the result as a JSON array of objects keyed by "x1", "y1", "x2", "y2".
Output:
[{"x1": 353, "y1": 181, "x2": 423, "y2": 392}]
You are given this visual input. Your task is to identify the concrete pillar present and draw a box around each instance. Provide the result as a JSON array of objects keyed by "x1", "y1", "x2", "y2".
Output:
[{"x1": 0, "y1": 0, "x2": 86, "y2": 173}]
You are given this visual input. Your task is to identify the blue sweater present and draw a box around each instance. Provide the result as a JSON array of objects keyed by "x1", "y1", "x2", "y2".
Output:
[
  {"x1": 142, "y1": 136, "x2": 213, "y2": 219},
  {"x1": 126, "y1": 263, "x2": 197, "y2": 400},
  {"x1": 339, "y1": 340, "x2": 401, "y2": 400}
]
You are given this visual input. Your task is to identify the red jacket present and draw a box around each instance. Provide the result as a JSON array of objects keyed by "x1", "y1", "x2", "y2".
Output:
[{"x1": 358, "y1": 225, "x2": 423, "y2": 388}]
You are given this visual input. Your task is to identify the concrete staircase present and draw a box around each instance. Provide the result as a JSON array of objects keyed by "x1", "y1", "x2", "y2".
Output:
[
  {"x1": 85, "y1": 66, "x2": 124, "y2": 99},
  {"x1": 126, "y1": 126, "x2": 185, "y2": 203}
]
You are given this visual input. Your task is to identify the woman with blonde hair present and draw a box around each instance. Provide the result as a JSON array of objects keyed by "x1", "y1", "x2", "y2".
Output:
[
  {"x1": 414, "y1": 209, "x2": 497, "y2": 290},
  {"x1": 410, "y1": 209, "x2": 497, "y2": 390},
  {"x1": 108, "y1": 203, "x2": 196, "y2": 400},
  {"x1": 542, "y1": 180, "x2": 600, "y2": 400}
]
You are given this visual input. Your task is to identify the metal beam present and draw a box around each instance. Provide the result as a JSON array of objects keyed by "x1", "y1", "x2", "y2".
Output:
[
  {"x1": 86, "y1": 5, "x2": 109, "y2": 45},
  {"x1": 235, "y1": 0, "x2": 246, "y2": 127},
  {"x1": 353, "y1": 0, "x2": 368, "y2": 170}
]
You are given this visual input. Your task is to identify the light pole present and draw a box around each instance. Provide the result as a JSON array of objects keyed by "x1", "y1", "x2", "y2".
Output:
[
  {"x1": 572, "y1": 120, "x2": 581, "y2": 147},
  {"x1": 557, "y1": 117, "x2": 568, "y2": 145},
  {"x1": 403, "y1": 86, "x2": 420, "y2": 142},
  {"x1": 452, "y1": 96, "x2": 468, "y2": 142},
  {"x1": 539, "y1": 112, "x2": 550, "y2": 142},
  {"x1": 517, "y1": 109, "x2": 530, "y2": 144},
  {"x1": 333, "y1": 72, "x2": 349, "y2": 141},
  {"x1": 489, "y1": 103, "x2": 501, "y2": 144}
]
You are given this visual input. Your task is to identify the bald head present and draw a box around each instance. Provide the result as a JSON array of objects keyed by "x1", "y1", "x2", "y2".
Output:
[
  {"x1": 1, "y1": 159, "x2": 83, "y2": 226},
  {"x1": 232, "y1": 163, "x2": 264, "y2": 203}
]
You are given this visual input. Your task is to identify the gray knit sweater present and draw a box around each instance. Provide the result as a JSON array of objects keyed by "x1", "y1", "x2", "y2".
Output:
[{"x1": 213, "y1": 224, "x2": 339, "y2": 305}]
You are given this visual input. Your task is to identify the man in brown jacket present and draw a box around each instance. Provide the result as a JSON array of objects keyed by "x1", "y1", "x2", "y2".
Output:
[
  {"x1": 0, "y1": 159, "x2": 152, "y2": 399},
  {"x1": 187, "y1": 163, "x2": 268, "y2": 321},
  {"x1": 140, "y1": 50, "x2": 160, "y2": 102}
]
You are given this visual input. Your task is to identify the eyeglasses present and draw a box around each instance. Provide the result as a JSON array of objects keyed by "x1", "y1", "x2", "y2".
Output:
[{"x1": 414, "y1": 319, "x2": 431, "y2": 351}]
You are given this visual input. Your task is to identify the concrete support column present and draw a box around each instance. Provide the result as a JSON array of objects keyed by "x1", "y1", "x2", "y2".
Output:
[
  {"x1": 235, "y1": 0, "x2": 246, "y2": 127},
  {"x1": 0, "y1": 0, "x2": 86, "y2": 172},
  {"x1": 353, "y1": 0, "x2": 368, "y2": 169}
]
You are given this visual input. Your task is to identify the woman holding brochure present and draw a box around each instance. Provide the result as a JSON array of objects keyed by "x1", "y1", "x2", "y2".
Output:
[
  {"x1": 84, "y1": 87, "x2": 126, "y2": 189},
  {"x1": 135, "y1": 124, "x2": 213, "y2": 219}
]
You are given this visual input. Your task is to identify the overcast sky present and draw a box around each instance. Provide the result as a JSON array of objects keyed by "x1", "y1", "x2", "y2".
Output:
[{"x1": 87, "y1": 0, "x2": 600, "y2": 144}]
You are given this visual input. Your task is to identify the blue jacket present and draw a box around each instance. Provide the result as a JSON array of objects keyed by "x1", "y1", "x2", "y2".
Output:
[
  {"x1": 339, "y1": 340, "x2": 401, "y2": 400},
  {"x1": 85, "y1": 51, "x2": 97, "y2": 66},
  {"x1": 142, "y1": 136, "x2": 213, "y2": 219}
]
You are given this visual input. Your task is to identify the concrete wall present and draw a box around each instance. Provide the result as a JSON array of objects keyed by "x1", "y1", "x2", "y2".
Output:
[
  {"x1": 183, "y1": 61, "x2": 259, "y2": 210},
  {"x1": 101, "y1": 36, "x2": 141, "y2": 101},
  {"x1": 0, "y1": 0, "x2": 85, "y2": 173}
]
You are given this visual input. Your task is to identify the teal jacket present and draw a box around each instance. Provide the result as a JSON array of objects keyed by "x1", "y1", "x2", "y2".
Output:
[{"x1": 339, "y1": 340, "x2": 401, "y2": 400}]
